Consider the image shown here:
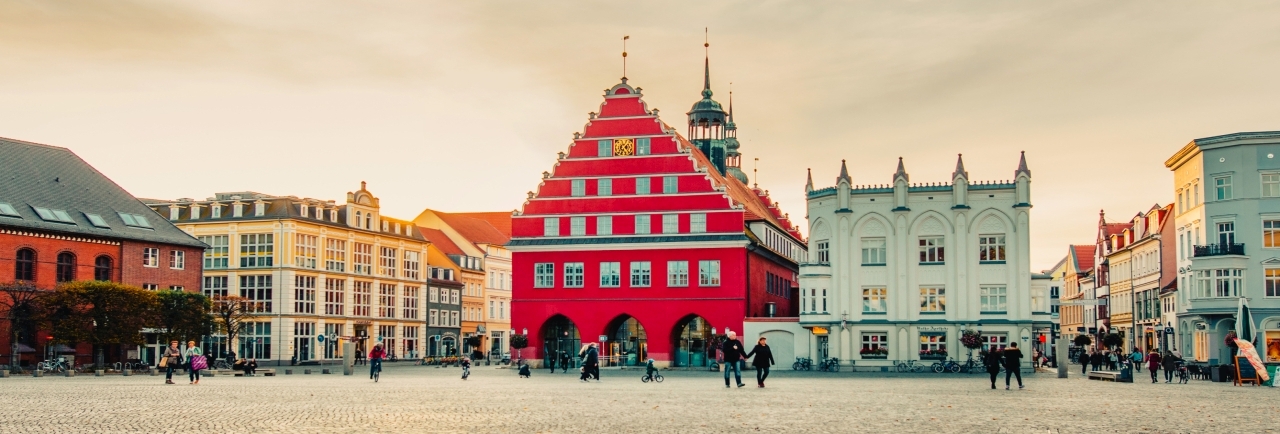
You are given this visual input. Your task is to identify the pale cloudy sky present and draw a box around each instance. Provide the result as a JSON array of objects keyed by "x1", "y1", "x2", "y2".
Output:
[{"x1": 3, "y1": 1, "x2": 1279, "y2": 270}]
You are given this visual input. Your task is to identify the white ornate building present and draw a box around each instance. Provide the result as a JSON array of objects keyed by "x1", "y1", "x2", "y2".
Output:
[{"x1": 750, "y1": 154, "x2": 1052, "y2": 372}]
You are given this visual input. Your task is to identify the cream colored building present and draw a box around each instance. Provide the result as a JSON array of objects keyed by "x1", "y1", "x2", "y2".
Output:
[{"x1": 145, "y1": 183, "x2": 438, "y2": 364}]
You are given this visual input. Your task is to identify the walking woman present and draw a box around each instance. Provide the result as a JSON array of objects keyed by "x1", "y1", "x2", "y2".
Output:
[
  {"x1": 985, "y1": 349, "x2": 1003, "y2": 389},
  {"x1": 1077, "y1": 350, "x2": 1089, "y2": 375},
  {"x1": 745, "y1": 337, "x2": 775, "y2": 388},
  {"x1": 184, "y1": 341, "x2": 204, "y2": 385},
  {"x1": 162, "y1": 340, "x2": 182, "y2": 385},
  {"x1": 1145, "y1": 348, "x2": 1162, "y2": 383}
]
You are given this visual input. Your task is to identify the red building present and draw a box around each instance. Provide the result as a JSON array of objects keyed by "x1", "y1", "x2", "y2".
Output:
[
  {"x1": 509, "y1": 63, "x2": 806, "y2": 368},
  {"x1": 0, "y1": 137, "x2": 205, "y2": 367}
]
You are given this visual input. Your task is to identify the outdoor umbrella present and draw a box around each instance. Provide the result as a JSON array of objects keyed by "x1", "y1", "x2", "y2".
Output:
[
  {"x1": 1237, "y1": 298, "x2": 1256, "y2": 344},
  {"x1": 13, "y1": 343, "x2": 35, "y2": 353}
]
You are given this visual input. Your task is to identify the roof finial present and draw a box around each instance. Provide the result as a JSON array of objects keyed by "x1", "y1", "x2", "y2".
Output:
[
  {"x1": 838, "y1": 159, "x2": 851, "y2": 184},
  {"x1": 702, "y1": 28, "x2": 712, "y2": 98},
  {"x1": 753, "y1": 157, "x2": 759, "y2": 189},
  {"x1": 360, "y1": 180, "x2": 367, "y2": 190},
  {"x1": 952, "y1": 153, "x2": 968, "y2": 180},
  {"x1": 1015, "y1": 150, "x2": 1031, "y2": 178},
  {"x1": 894, "y1": 157, "x2": 909, "y2": 183},
  {"x1": 805, "y1": 168, "x2": 814, "y2": 193},
  {"x1": 728, "y1": 83, "x2": 734, "y2": 122},
  {"x1": 622, "y1": 35, "x2": 629, "y2": 79}
]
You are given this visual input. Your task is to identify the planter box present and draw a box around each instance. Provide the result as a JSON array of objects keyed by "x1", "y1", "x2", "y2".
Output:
[
  {"x1": 920, "y1": 355, "x2": 947, "y2": 360},
  {"x1": 860, "y1": 355, "x2": 888, "y2": 360}
]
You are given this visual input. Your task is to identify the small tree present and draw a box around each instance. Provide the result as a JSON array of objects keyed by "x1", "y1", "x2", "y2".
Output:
[
  {"x1": 44, "y1": 281, "x2": 159, "y2": 368},
  {"x1": 510, "y1": 334, "x2": 528, "y2": 363},
  {"x1": 155, "y1": 290, "x2": 214, "y2": 351},
  {"x1": 1103, "y1": 333, "x2": 1123, "y2": 351},
  {"x1": 0, "y1": 282, "x2": 48, "y2": 371},
  {"x1": 211, "y1": 295, "x2": 255, "y2": 356},
  {"x1": 1073, "y1": 335, "x2": 1093, "y2": 348}
]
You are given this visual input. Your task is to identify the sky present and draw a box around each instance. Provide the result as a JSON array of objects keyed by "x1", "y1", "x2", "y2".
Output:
[{"x1": 3, "y1": 1, "x2": 1279, "y2": 270}]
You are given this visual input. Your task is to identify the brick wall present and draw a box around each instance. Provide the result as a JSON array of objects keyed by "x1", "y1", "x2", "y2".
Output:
[
  {"x1": 0, "y1": 231, "x2": 122, "y2": 287},
  {"x1": 120, "y1": 241, "x2": 203, "y2": 292}
]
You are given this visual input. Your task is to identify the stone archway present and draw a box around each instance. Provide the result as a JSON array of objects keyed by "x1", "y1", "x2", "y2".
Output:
[
  {"x1": 540, "y1": 315, "x2": 580, "y2": 368},
  {"x1": 604, "y1": 315, "x2": 648, "y2": 367},
  {"x1": 672, "y1": 315, "x2": 714, "y2": 367}
]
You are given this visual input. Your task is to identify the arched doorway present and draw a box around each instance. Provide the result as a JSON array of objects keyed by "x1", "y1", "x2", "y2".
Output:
[
  {"x1": 673, "y1": 315, "x2": 714, "y2": 367},
  {"x1": 541, "y1": 315, "x2": 580, "y2": 368},
  {"x1": 605, "y1": 315, "x2": 647, "y2": 367},
  {"x1": 441, "y1": 336, "x2": 457, "y2": 356}
]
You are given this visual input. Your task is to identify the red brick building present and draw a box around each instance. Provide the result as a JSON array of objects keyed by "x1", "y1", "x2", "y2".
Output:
[
  {"x1": 0, "y1": 137, "x2": 205, "y2": 367},
  {"x1": 510, "y1": 63, "x2": 806, "y2": 368}
]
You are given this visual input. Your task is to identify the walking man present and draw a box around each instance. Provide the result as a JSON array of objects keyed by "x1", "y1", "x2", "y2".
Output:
[
  {"x1": 579, "y1": 343, "x2": 600, "y2": 382},
  {"x1": 1130, "y1": 348, "x2": 1143, "y2": 372},
  {"x1": 720, "y1": 331, "x2": 748, "y2": 388},
  {"x1": 1077, "y1": 350, "x2": 1089, "y2": 375},
  {"x1": 548, "y1": 351, "x2": 557, "y2": 374},
  {"x1": 1003, "y1": 342, "x2": 1024, "y2": 389}
]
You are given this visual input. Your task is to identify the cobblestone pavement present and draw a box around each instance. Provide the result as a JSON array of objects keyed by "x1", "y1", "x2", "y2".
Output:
[{"x1": 0, "y1": 364, "x2": 1276, "y2": 433}]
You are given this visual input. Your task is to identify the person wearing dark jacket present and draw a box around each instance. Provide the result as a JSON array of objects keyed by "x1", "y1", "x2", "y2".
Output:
[
  {"x1": 720, "y1": 331, "x2": 748, "y2": 388},
  {"x1": 985, "y1": 349, "x2": 1003, "y2": 390},
  {"x1": 1003, "y1": 343, "x2": 1024, "y2": 389},
  {"x1": 559, "y1": 351, "x2": 571, "y2": 373},
  {"x1": 579, "y1": 343, "x2": 599, "y2": 382},
  {"x1": 745, "y1": 337, "x2": 775, "y2": 388},
  {"x1": 1161, "y1": 350, "x2": 1181, "y2": 383},
  {"x1": 1077, "y1": 350, "x2": 1090, "y2": 375},
  {"x1": 1089, "y1": 350, "x2": 1103, "y2": 372},
  {"x1": 548, "y1": 351, "x2": 557, "y2": 374}
]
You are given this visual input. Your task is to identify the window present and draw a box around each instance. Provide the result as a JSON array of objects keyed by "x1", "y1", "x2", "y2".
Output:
[
  {"x1": 85, "y1": 213, "x2": 109, "y2": 228},
  {"x1": 862, "y1": 288, "x2": 886, "y2": 313},
  {"x1": 920, "y1": 334, "x2": 947, "y2": 358},
  {"x1": 400, "y1": 286, "x2": 420, "y2": 320},
  {"x1": 919, "y1": 287, "x2": 945, "y2": 312},
  {"x1": 564, "y1": 262, "x2": 584, "y2": 288},
  {"x1": 635, "y1": 178, "x2": 650, "y2": 195},
  {"x1": 353, "y1": 281, "x2": 372, "y2": 316},
  {"x1": 980, "y1": 286, "x2": 1007, "y2": 312},
  {"x1": 451, "y1": 310, "x2": 460, "y2": 327},
  {"x1": 597, "y1": 140, "x2": 611, "y2": 157},
  {"x1": 94, "y1": 255, "x2": 112, "y2": 281},
  {"x1": 662, "y1": 214, "x2": 678, "y2": 234},
  {"x1": 324, "y1": 278, "x2": 345, "y2": 315},
  {"x1": 202, "y1": 276, "x2": 228, "y2": 298},
  {"x1": 325, "y1": 239, "x2": 346, "y2": 272},
  {"x1": 662, "y1": 176, "x2": 678, "y2": 194},
  {"x1": 570, "y1": 217, "x2": 586, "y2": 236},
  {"x1": 635, "y1": 215, "x2": 650, "y2": 234},
  {"x1": 861, "y1": 333, "x2": 888, "y2": 354},
  {"x1": 918, "y1": 237, "x2": 944, "y2": 264},
  {"x1": 429, "y1": 309, "x2": 438, "y2": 326},
  {"x1": 56, "y1": 252, "x2": 75, "y2": 282},
  {"x1": 1194, "y1": 330, "x2": 1209, "y2": 362},
  {"x1": 690, "y1": 214, "x2": 706, "y2": 233},
  {"x1": 500, "y1": 301, "x2": 506, "y2": 318},
  {"x1": 1214, "y1": 175, "x2": 1232, "y2": 200},
  {"x1": 451, "y1": 288, "x2": 460, "y2": 304},
  {"x1": 240, "y1": 322, "x2": 272, "y2": 359},
  {"x1": 544, "y1": 218, "x2": 560, "y2": 237},
  {"x1": 571, "y1": 179, "x2": 586, "y2": 197},
  {"x1": 1217, "y1": 222, "x2": 1235, "y2": 245},
  {"x1": 860, "y1": 238, "x2": 884, "y2": 265},
  {"x1": 1265, "y1": 220, "x2": 1280, "y2": 248},
  {"x1": 1268, "y1": 269, "x2": 1280, "y2": 297},
  {"x1": 489, "y1": 301, "x2": 495, "y2": 319},
  {"x1": 294, "y1": 276, "x2": 316, "y2": 314},
  {"x1": 142, "y1": 284, "x2": 158, "y2": 291},
  {"x1": 117, "y1": 212, "x2": 152, "y2": 228},
  {"x1": 630, "y1": 261, "x2": 651, "y2": 287},
  {"x1": 239, "y1": 234, "x2": 274, "y2": 267},
  {"x1": 637, "y1": 138, "x2": 650, "y2": 155},
  {"x1": 403, "y1": 251, "x2": 421, "y2": 280},
  {"x1": 534, "y1": 263, "x2": 555, "y2": 288},
  {"x1": 353, "y1": 243, "x2": 373, "y2": 275},
  {"x1": 169, "y1": 250, "x2": 184, "y2": 270},
  {"x1": 196, "y1": 235, "x2": 228, "y2": 269},
  {"x1": 379, "y1": 283, "x2": 397, "y2": 318},
  {"x1": 981, "y1": 333, "x2": 1008, "y2": 352},
  {"x1": 1194, "y1": 268, "x2": 1243, "y2": 298},
  {"x1": 1263, "y1": 174, "x2": 1280, "y2": 198},
  {"x1": 698, "y1": 260, "x2": 720, "y2": 286},
  {"x1": 596, "y1": 215, "x2": 612, "y2": 236},
  {"x1": 600, "y1": 262, "x2": 621, "y2": 287},
  {"x1": 239, "y1": 275, "x2": 273, "y2": 312},
  {"x1": 295, "y1": 234, "x2": 318, "y2": 269},
  {"x1": 143, "y1": 247, "x2": 159, "y2": 268},
  {"x1": 379, "y1": 247, "x2": 397, "y2": 277},
  {"x1": 667, "y1": 261, "x2": 688, "y2": 287},
  {"x1": 379, "y1": 325, "x2": 397, "y2": 357},
  {"x1": 598, "y1": 178, "x2": 612, "y2": 196},
  {"x1": 978, "y1": 235, "x2": 1006, "y2": 262},
  {"x1": 0, "y1": 202, "x2": 18, "y2": 217}
]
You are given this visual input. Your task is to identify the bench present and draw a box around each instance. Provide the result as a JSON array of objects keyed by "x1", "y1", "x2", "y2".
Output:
[
  {"x1": 1087, "y1": 371, "x2": 1126, "y2": 382},
  {"x1": 232, "y1": 369, "x2": 276, "y2": 377}
]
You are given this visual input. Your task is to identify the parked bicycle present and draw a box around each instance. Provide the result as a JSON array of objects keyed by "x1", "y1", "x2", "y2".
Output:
[
  {"x1": 931, "y1": 358, "x2": 963, "y2": 373},
  {"x1": 212, "y1": 360, "x2": 233, "y2": 370},
  {"x1": 896, "y1": 359, "x2": 927, "y2": 373},
  {"x1": 818, "y1": 358, "x2": 840, "y2": 372},
  {"x1": 38, "y1": 358, "x2": 70, "y2": 373},
  {"x1": 1175, "y1": 361, "x2": 1190, "y2": 384},
  {"x1": 792, "y1": 357, "x2": 812, "y2": 371}
]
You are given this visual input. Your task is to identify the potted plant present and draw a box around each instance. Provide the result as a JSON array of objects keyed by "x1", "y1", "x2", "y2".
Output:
[
  {"x1": 1103, "y1": 333, "x2": 1123, "y2": 351},
  {"x1": 510, "y1": 334, "x2": 528, "y2": 365},
  {"x1": 860, "y1": 347, "x2": 888, "y2": 359},
  {"x1": 961, "y1": 330, "x2": 983, "y2": 361}
]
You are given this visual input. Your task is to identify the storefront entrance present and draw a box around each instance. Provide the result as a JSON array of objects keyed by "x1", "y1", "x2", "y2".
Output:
[
  {"x1": 673, "y1": 316, "x2": 713, "y2": 367},
  {"x1": 541, "y1": 315, "x2": 580, "y2": 367},
  {"x1": 605, "y1": 315, "x2": 647, "y2": 366}
]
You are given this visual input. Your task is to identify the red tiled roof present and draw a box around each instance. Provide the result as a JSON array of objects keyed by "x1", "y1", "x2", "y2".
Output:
[
  {"x1": 420, "y1": 227, "x2": 464, "y2": 255},
  {"x1": 450, "y1": 212, "x2": 512, "y2": 237},
  {"x1": 434, "y1": 211, "x2": 511, "y2": 246},
  {"x1": 1071, "y1": 245, "x2": 1096, "y2": 272}
]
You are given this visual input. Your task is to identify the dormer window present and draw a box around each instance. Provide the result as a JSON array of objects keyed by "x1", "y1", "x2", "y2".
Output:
[
  {"x1": 233, "y1": 202, "x2": 244, "y2": 218},
  {"x1": 329, "y1": 209, "x2": 338, "y2": 222},
  {"x1": 169, "y1": 206, "x2": 180, "y2": 221},
  {"x1": 254, "y1": 201, "x2": 265, "y2": 216},
  {"x1": 365, "y1": 213, "x2": 372, "y2": 229},
  {"x1": 381, "y1": 221, "x2": 389, "y2": 232},
  {"x1": 394, "y1": 222, "x2": 401, "y2": 234},
  {"x1": 299, "y1": 203, "x2": 309, "y2": 218},
  {"x1": 212, "y1": 204, "x2": 222, "y2": 218},
  {"x1": 355, "y1": 211, "x2": 362, "y2": 227}
]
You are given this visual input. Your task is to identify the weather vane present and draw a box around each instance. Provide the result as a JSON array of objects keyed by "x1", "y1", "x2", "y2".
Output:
[{"x1": 622, "y1": 35, "x2": 629, "y2": 79}]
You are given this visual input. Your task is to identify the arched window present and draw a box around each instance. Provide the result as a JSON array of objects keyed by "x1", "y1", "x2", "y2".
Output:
[
  {"x1": 94, "y1": 255, "x2": 113, "y2": 281},
  {"x1": 56, "y1": 252, "x2": 76, "y2": 283},
  {"x1": 355, "y1": 211, "x2": 362, "y2": 227},
  {"x1": 15, "y1": 248, "x2": 35, "y2": 281},
  {"x1": 365, "y1": 214, "x2": 372, "y2": 229}
]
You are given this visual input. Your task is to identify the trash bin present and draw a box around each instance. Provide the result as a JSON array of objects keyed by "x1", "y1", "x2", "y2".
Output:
[{"x1": 1118, "y1": 365, "x2": 1133, "y2": 383}]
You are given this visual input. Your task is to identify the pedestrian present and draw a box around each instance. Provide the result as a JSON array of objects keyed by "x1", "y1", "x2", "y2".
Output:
[
  {"x1": 579, "y1": 343, "x2": 599, "y2": 382},
  {"x1": 644, "y1": 358, "x2": 659, "y2": 382},
  {"x1": 548, "y1": 351, "x2": 557, "y2": 374},
  {"x1": 1161, "y1": 350, "x2": 1181, "y2": 383},
  {"x1": 225, "y1": 350, "x2": 236, "y2": 367},
  {"x1": 245, "y1": 359, "x2": 258, "y2": 376},
  {"x1": 518, "y1": 360, "x2": 532, "y2": 378},
  {"x1": 1145, "y1": 348, "x2": 1162, "y2": 383},
  {"x1": 745, "y1": 336, "x2": 774, "y2": 388},
  {"x1": 720, "y1": 331, "x2": 748, "y2": 388},
  {"x1": 369, "y1": 343, "x2": 386, "y2": 380},
  {"x1": 1004, "y1": 342, "x2": 1024, "y2": 390},
  {"x1": 1077, "y1": 350, "x2": 1090, "y2": 375},
  {"x1": 184, "y1": 341, "x2": 204, "y2": 385},
  {"x1": 461, "y1": 357, "x2": 471, "y2": 380},
  {"x1": 984, "y1": 349, "x2": 1003, "y2": 390},
  {"x1": 162, "y1": 340, "x2": 182, "y2": 385},
  {"x1": 1130, "y1": 348, "x2": 1143, "y2": 372},
  {"x1": 1089, "y1": 350, "x2": 1103, "y2": 372},
  {"x1": 1107, "y1": 350, "x2": 1118, "y2": 370},
  {"x1": 560, "y1": 351, "x2": 571, "y2": 374}
]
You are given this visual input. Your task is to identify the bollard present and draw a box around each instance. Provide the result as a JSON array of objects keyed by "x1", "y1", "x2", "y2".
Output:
[
  {"x1": 322, "y1": 368, "x2": 332, "y2": 374},
  {"x1": 94, "y1": 370, "x2": 104, "y2": 377},
  {"x1": 65, "y1": 370, "x2": 76, "y2": 377},
  {"x1": 33, "y1": 370, "x2": 43, "y2": 378},
  {"x1": 150, "y1": 368, "x2": 159, "y2": 376},
  {"x1": 304, "y1": 369, "x2": 312, "y2": 374},
  {"x1": 285, "y1": 369, "x2": 293, "y2": 375},
  {"x1": 123, "y1": 369, "x2": 132, "y2": 376}
]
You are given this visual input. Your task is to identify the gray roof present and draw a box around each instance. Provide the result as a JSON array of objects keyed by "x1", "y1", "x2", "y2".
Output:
[
  {"x1": 0, "y1": 137, "x2": 205, "y2": 248},
  {"x1": 143, "y1": 197, "x2": 428, "y2": 243}
]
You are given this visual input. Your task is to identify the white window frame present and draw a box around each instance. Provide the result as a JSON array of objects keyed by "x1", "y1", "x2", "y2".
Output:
[
  {"x1": 597, "y1": 215, "x2": 612, "y2": 236},
  {"x1": 636, "y1": 138, "x2": 650, "y2": 155},
  {"x1": 571, "y1": 179, "x2": 586, "y2": 197},
  {"x1": 662, "y1": 214, "x2": 679, "y2": 234},
  {"x1": 564, "y1": 262, "x2": 584, "y2": 288},
  {"x1": 325, "y1": 239, "x2": 346, "y2": 272},
  {"x1": 698, "y1": 260, "x2": 720, "y2": 287},
  {"x1": 1264, "y1": 219, "x2": 1280, "y2": 248},
  {"x1": 295, "y1": 234, "x2": 318, "y2": 269},
  {"x1": 239, "y1": 233, "x2": 274, "y2": 268},
  {"x1": 199, "y1": 235, "x2": 229, "y2": 269},
  {"x1": 143, "y1": 248, "x2": 159, "y2": 268},
  {"x1": 635, "y1": 215, "x2": 650, "y2": 234},
  {"x1": 1214, "y1": 175, "x2": 1232, "y2": 200},
  {"x1": 980, "y1": 285, "x2": 1007, "y2": 312},
  {"x1": 352, "y1": 242, "x2": 373, "y2": 275},
  {"x1": 1263, "y1": 173, "x2": 1280, "y2": 198},
  {"x1": 919, "y1": 287, "x2": 945, "y2": 312},
  {"x1": 862, "y1": 287, "x2": 886, "y2": 313},
  {"x1": 598, "y1": 178, "x2": 612, "y2": 196},
  {"x1": 635, "y1": 177, "x2": 650, "y2": 195},
  {"x1": 860, "y1": 238, "x2": 884, "y2": 265},
  {"x1": 534, "y1": 263, "x2": 555, "y2": 288},
  {"x1": 690, "y1": 213, "x2": 706, "y2": 233},
  {"x1": 630, "y1": 261, "x2": 651, "y2": 287},
  {"x1": 169, "y1": 250, "x2": 185, "y2": 270},
  {"x1": 978, "y1": 235, "x2": 1006, "y2": 262},
  {"x1": 662, "y1": 176, "x2": 678, "y2": 194},
  {"x1": 918, "y1": 236, "x2": 944, "y2": 264},
  {"x1": 544, "y1": 218, "x2": 560, "y2": 237},
  {"x1": 667, "y1": 261, "x2": 688, "y2": 287},
  {"x1": 570, "y1": 217, "x2": 586, "y2": 236},
  {"x1": 599, "y1": 262, "x2": 621, "y2": 287}
]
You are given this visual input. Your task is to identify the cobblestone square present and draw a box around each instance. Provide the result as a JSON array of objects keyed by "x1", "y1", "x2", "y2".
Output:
[{"x1": 0, "y1": 364, "x2": 1276, "y2": 433}]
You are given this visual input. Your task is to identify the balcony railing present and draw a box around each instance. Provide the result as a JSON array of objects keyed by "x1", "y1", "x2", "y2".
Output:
[{"x1": 1193, "y1": 243, "x2": 1245, "y2": 257}]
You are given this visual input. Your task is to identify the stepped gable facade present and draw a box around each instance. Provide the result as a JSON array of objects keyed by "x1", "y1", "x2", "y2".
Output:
[{"x1": 509, "y1": 73, "x2": 805, "y2": 368}]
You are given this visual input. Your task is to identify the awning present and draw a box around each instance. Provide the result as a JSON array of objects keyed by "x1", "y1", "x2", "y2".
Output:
[
  {"x1": 52, "y1": 344, "x2": 76, "y2": 353},
  {"x1": 13, "y1": 343, "x2": 36, "y2": 353},
  {"x1": 809, "y1": 327, "x2": 829, "y2": 335}
]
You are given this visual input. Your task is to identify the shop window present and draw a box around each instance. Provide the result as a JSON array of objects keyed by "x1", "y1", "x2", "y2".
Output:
[{"x1": 860, "y1": 333, "x2": 888, "y2": 358}]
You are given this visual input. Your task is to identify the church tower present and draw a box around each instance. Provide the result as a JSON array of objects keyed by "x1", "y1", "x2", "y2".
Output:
[{"x1": 687, "y1": 40, "x2": 729, "y2": 177}]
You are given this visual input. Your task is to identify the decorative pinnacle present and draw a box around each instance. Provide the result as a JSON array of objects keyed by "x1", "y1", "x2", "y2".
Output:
[
  {"x1": 894, "y1": 157, "x2": 909, "y2": 183},
  {"x1": 805, "y1": 168, "x2": 815, "y2": 192},
  {"x1": 702, "y1": 28, "x2": 712, "y2": 98},
  {"x1": 952, "y1": 153, "x2": 968, "y2": 180},
  {"x1": 837, "y1": 160, "x2": 851, "y2": 184},
  {"x1": 1015, "y1": 150, "x2": 1031, "y2": 178}
]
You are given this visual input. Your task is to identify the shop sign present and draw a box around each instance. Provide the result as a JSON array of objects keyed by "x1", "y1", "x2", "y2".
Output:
[
  {"x1": 810, "y1": 327, "x2": 829, "y2": 335},
  {"x1": 918, "y1": 326, "x2": 948, "y2": 332}
]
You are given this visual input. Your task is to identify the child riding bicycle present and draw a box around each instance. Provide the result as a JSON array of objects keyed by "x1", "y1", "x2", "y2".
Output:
[{"x1": 644, "y1": 358, "x2": 658, "y2": 382}]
